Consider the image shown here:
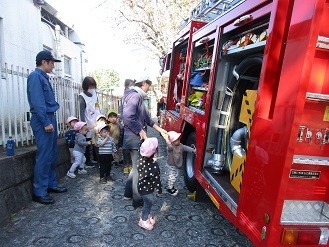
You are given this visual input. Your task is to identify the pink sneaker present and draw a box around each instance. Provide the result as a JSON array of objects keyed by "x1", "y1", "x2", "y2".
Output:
[
  {"x1": 148, "y1": 215, "x2": 156, "y2": 226},
  {"x1": 138, "y1": 218, "x2": 153, "y2": 230}
]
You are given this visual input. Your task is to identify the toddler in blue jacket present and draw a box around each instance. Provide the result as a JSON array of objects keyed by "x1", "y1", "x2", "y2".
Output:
[{"x1": 65, "y1": 116, "x2": 79, "y2": 164}]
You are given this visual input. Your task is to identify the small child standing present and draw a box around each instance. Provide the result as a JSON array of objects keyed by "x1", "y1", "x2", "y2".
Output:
[
  {"x1": 107, "y1": 110, "x2": 123, "y2": 166},
  {"x1": 97, "y1": 123, "x2": 117, "y2": 184},
  {"x1": 91, "y1": 114, "x2": 108, "y2": 166},
  {"x1": 67, "y1": 122, "x2": 91, "y2": 178},
  {"x1": 163, "y1": 131, "x2": 196, "y2": 196},
  {"x1": 137, "y1": 138, "x2": 162, "y2": 231},
  {"x1": 65, "y1": 116, "x2": 79, "y2": 164}
]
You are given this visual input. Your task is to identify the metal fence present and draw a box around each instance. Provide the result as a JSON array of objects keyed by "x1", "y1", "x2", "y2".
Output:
[{"x1": 0, "y1": 63, "x2": 120, "y2": 149}]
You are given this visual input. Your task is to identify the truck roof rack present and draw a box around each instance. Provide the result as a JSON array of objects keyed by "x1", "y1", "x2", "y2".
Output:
[{"x1": 180, "y1": 0, "x2": 245, "y2": 29}]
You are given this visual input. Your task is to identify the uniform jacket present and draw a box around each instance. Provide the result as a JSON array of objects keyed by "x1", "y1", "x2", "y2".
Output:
[{"x1": 27, "y1": 68, "x2": 59, "y2": 127}]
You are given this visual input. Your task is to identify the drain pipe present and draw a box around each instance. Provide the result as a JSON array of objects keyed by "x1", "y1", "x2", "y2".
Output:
[
  {"x1": 230, "y1": 126, "x2": 248, "y2": 157},
  {"x1": 54, "y1": 25, "x2": 63, "y2": 78}
]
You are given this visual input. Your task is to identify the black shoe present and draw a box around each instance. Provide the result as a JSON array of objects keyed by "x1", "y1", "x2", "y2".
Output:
[
  {"x1": 166, "y1": 188, "x2": 178, "y2": 196},
  {"x1": 47, "y1": 187, "x2": 67, "y2": 193},
  {"x1": 107, "y1": 176, "x2": 116, "y2": 181},
  {"x1": 85, "y1": 161, "x2": 95, "y2": 168},
  {"x1": 32, "y1": 194, "x2": 55, "y2": 204}
]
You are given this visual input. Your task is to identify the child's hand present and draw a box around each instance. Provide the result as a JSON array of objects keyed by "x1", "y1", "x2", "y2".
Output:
[
  {"x1": 88, "y1": 140, "x2": 92, "y2": 145},
  {"x1": 161, "y1": 132, "x2": 168, "y2": 138},
  {"x1": 193, "y1": 149, "x2": 197, "y2": 154}
]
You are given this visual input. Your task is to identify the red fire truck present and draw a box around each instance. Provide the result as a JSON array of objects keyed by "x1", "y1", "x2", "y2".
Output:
[{"x1": 160, "y1": 0, "x2": 329, "y2": 246}]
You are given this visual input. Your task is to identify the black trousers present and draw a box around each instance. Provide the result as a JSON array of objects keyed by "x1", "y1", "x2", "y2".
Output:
[{"x1": 98, "y1": 154, "x2": 114, "y2": 179}]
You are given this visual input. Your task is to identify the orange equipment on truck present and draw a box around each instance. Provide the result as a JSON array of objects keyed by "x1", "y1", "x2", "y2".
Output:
[{"x1": 161, "y1": 0, "x2": 329, "y2": 246}]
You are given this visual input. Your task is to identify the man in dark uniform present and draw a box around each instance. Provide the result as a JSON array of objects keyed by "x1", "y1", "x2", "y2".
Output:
[{"x1": 27, "y1": 50, "x2": 67, "y2": 204}]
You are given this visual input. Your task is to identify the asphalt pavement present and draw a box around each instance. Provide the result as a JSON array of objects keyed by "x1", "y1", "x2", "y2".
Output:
[{"x1": 0, "y1": 128, "x2": 254, "y2": 247}]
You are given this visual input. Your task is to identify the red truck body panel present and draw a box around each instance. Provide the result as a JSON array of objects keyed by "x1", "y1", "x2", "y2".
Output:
[{"x1": 161, "y1": 0, "x2": 329, "y2": 245}]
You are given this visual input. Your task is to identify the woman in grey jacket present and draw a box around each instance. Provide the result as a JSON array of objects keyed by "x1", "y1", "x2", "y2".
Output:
[{"x1": 122, "y1": 76, "x2": 166, "y2": 209}]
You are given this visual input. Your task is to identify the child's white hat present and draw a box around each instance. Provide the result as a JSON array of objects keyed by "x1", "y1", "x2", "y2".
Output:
[
  {"x1": 167, "y1": 131, "x2": 181, "y2": 143},
  {"x1": 96, "y1": 114, "x2": 106, "y2": 121},
  {"x1": 140, "y1": 138, "x2": 158, "y2": 157},
  {"x1": 98, "y1": 123, "x2": 109, "y2": 133}
]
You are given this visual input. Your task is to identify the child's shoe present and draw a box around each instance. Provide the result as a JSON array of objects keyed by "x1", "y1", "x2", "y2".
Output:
[
  {"x1": 66, "y1": 171, "x2": 76, "y2": 178},
  {"x1": 124, "y1": 167, "x2": 130, "y2": 174},
  {"x1": 107, "y1": 175, "x2": 116, "y2": 181},
  {"x1": 148, "y1": 215, "x2": 156, "y2": 226},
  {"x1": 85, "y1": 161, "x2": 95, "y2": 169},
  {"x1": 167, "y1": 187, "x2": 178, "y2": 196},
  {"x1": 100, "y1": 177, "x2": 107, "y2": 184},
  {"x1": 138, "y1": 218, "x2": 153, "y2": 230},
  {"x1": 78, "y1": 169, "x2": 87, "y2": 174}
]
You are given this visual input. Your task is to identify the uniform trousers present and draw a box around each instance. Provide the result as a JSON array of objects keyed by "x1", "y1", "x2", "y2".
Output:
[{"x1": 30, "y1": 114, "x2": 58, "y2": 197}]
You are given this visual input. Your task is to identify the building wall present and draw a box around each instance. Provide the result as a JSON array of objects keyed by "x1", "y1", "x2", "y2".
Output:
[
  {"x1": 0, "y1": 0, "x2": 42, "y2": 70},
  {"x1": 0, "y1": 0, "x2": 86, "y2": 81},
  {"x1": 0, "y1": 0, "x2": 88, "y2": 146}
]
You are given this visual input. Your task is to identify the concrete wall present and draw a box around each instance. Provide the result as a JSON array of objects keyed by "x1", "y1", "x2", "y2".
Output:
[{"x1": 0, "y1": 139, "x2": 71, "y2": 227}]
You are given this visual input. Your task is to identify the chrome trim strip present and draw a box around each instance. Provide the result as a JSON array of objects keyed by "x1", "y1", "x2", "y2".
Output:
[
  {"x1": 306, "y1": 92, "x2": 329, "y2": 102},
  {"x1": 293, "y1": 155, "x2": 329, "y2": 166},
  {"x1": 203, "y1": 169, "x2": 237, "y2": 216}
]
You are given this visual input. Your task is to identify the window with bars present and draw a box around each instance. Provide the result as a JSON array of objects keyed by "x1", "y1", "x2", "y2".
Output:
[{"x1": 64, "y1": 56, "x2": 71, "y2": 76}]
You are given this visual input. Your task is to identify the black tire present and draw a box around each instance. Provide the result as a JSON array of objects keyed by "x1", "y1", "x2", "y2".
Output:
[{"x1": 183, "y1": 132, "x2": 197, "y2": 192}]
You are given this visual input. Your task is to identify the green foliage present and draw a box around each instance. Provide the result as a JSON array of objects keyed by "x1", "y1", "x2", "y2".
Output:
[{"x1": 88, "y1": 69, "x2": 120, "y2": 90}]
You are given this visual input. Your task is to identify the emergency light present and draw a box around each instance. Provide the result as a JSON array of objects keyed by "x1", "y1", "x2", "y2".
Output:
[{"x1": 281, "y1": 227, "x2": 329, "y2": 245}]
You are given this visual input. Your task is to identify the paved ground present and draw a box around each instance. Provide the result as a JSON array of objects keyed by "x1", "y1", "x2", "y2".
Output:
[{"x1": 0, "y1": 129, "x2": 254, "y2": 247}]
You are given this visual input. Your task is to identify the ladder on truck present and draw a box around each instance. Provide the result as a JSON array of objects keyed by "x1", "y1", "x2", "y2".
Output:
[{"x1": 190, "y1": 0, "x2": 245, "y2": 22}]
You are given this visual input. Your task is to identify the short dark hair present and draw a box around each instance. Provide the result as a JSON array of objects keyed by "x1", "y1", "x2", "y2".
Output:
[
  {"x1": 108, "y1": 112, "x2": 118, "y2": 118},
  {"x1": 82, "y1": 76, "x2": 97, "y2": 91},
  {"x1": 124, "y1": 79, "x2": 135, "y2": 89},
  {"x1": 36, "y1": 60, "x2": 51, "y2": 67}
]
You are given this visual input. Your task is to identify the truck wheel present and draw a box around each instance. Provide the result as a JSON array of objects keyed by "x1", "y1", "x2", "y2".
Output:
[{"x1": 183, "y1": 132, "x2": 197, "y2": 192}]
